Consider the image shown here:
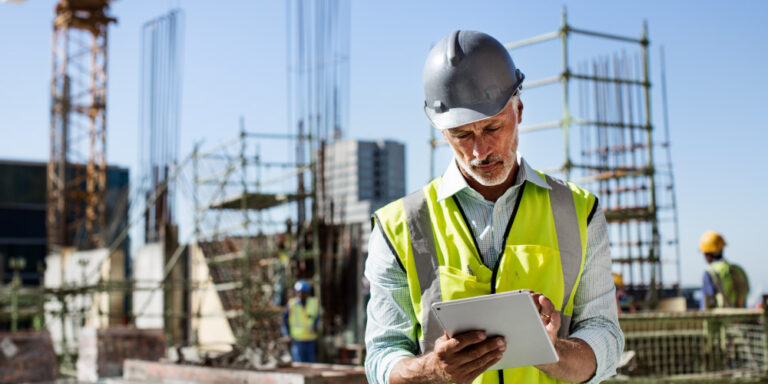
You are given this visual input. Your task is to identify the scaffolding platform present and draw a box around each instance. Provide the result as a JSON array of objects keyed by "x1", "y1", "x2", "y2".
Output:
[{"x1": 208, "y1": 193, "x2": 308, "y2": 211}]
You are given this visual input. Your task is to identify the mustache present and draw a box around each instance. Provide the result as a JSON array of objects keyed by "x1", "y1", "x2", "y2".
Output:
[{"x1": 469, "y1": 154, "x2": 504, "y2": 167}]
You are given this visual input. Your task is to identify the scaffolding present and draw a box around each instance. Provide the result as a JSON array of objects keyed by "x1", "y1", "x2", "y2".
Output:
[
  {"x1": 189, "y1": 124, "x2": 366, "y2": 363},
  {"x1": 429, "y1": 9, "x2": 681, "y2": 308},
  {"x1": 4, "y1": 0, "x2": 363, "y2": 375},
  {"x1": 1, "y1": 123, "x2": 366, "y2": 372},
  {"x1": 191, "y1": 124, "x2": 317, "y2": 357}
]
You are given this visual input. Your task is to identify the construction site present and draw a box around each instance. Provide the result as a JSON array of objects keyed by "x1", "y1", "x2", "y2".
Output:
[{"x1": 0, "y1": 1, "x2": 766, "y2": 384}]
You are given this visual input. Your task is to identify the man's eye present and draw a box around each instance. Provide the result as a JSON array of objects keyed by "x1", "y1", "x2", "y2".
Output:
[
  {"x1": 453, "y1": 133, "x2": 471, "y2": 139},
  {"x1": 486, "y1": 126, "x2": 501, "y2": 133}
]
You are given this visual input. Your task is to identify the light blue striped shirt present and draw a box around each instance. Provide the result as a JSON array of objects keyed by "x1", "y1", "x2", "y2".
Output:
[{"x1": 364, "y1": 155, "x2": 624, "y2": 384}]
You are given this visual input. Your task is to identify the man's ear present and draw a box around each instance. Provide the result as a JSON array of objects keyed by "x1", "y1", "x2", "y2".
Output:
[{"x1": 517, "y1": 99, "x2": 524, "y2": 124}]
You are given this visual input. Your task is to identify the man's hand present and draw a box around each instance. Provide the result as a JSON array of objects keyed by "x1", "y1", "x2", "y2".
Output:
[
  {"x1": 389, "y1": 331, "x2": 505, "y2": 384},
  {"x1": 530, "y1": 292, "x2": 598, "y2": 383},
  {"x1": 432, "y1": 331, "x2": 506, "y2": 384},
  {"x1": 531, "y1": 292, "x2": 561, "y2": 345}
]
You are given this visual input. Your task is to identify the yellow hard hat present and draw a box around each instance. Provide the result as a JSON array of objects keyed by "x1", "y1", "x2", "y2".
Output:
[
  {"x1": 612, "y1": 272, "x2": 624, "y2": 288},
  {"x1": 699, "y1": 231, "x2": 726, "y2": 253}
]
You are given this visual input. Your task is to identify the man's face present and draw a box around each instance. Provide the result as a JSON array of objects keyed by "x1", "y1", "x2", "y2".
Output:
[{"x1": 442, "y1": 97, "x2": 523, "y2": 186}]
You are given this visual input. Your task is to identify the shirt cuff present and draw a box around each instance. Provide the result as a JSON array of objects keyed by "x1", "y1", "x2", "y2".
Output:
[
  {"x1": 569, "y1": 329, "x2": 616, "y2": 384},
  {"x1": 381, "y1": 349, "x2": 416, "y2": 384}
]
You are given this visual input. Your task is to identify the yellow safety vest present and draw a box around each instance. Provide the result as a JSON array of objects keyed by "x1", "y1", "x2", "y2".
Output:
[
  {"x1": 374, "y1": 172, "x2": 596, "y2": 384},
  {"x1": 706, "y1": 260, "x2": 749, "y2": 308},
  {"x1": 288, "y1": 297, "x2": 319, "y2": 341}
]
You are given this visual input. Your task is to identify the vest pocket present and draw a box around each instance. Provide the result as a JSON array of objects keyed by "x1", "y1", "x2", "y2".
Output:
[{"x1": 438, "y1": 265, "x2": 492, "y2": 301}]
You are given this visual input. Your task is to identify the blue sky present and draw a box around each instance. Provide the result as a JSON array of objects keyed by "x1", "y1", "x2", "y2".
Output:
[{"x1": 1, "y1": 1, "x2": 767, "y2": 300}]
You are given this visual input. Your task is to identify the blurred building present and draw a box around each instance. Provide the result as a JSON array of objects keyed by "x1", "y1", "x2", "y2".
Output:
[
  {"x1": 319, "y1": 139, "x2": 406, "y2": 227},
  {"x1": 0, "y1": 159, "x2": 130, "y2": 288}
]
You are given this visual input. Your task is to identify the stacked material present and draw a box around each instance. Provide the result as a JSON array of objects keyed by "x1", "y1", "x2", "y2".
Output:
[
  {"x1": 77, "y1": 327, "x2": 166, "y2": 381},
  {"x1": 0, "y1": 331, "x2": 57, "y2": 384}
]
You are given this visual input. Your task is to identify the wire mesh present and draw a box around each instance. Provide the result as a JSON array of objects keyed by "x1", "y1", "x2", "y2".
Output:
[{"x1": 608, "y1": 310, "x2": 768, "y2": 383}]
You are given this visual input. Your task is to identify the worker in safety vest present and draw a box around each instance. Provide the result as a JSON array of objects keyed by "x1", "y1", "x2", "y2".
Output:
[
  {"x1": 364, "y1": 30, "x2": 623, "y2": 384},
  {"x1": 699, "y1": 231, "x2": 750, "y2": 309},
  {"x1": 282, "y1": 280, "x2": 320, "y2": 362}
]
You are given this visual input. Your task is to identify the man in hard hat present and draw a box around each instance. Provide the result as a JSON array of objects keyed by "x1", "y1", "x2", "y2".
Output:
[
  {"x1": 364, "y1": 30, "x2": 623, "y2": 384},
  {"x1": 281, "y1": 280, "x2": 320, "y2": 362},
  {"x1": 699, "y1": 231, "x2": 750, "y2": 309}
]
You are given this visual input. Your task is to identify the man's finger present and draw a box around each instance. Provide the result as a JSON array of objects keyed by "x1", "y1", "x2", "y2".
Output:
[
  {"x1": 537, "y1": 294, "x2": 555, "y2": 317},
  {"x1": 544, "y1": 311, "x2": 561, "y2": 345},
  {"x1": 460, "y1": 347, "x2": 504, "y2": 382},
  {"x1": 548, "y1": 311, "x2": 562, "y2": 331},
  {"x1": 440, "y1": 330, "x2": 487, "y2": 353},
  {"x1": 448, "y1": 336, "x2": 505, "y2": 367},
  {"x1": 531, "y1": 292, "x2": 543, "y2": 312}
]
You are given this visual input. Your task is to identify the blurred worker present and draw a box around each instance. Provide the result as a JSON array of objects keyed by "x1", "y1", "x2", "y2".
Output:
[
  {"x1": 700, "y1": 231, "x2": 750, "y2": 309},
  {"x1": 273, "y1": 239, "x2": 290, "y2": 306},
  {"x1": 282, "y1": 280, "x2": 320, "y2": 362},
  {"x1": 364, "y1": 30, "x2": 623, "y2": 384},
  {"x1": 613, "y1": 273, "x2": 635, "y2": 313}
]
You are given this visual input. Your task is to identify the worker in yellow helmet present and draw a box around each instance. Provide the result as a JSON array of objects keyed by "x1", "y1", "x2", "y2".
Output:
[{"x1": 699, "y1": 231, "x2": 749, "y2": 309}]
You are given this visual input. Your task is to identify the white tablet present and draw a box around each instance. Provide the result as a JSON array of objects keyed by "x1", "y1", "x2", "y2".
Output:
[{"x1": 431, "y1": 290, "x2": 559, "y2": 371}]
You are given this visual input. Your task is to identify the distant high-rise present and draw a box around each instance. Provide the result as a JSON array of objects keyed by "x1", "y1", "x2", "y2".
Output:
[{"x1": 319, "y1": 140, "x2": 406, "y2": 227}]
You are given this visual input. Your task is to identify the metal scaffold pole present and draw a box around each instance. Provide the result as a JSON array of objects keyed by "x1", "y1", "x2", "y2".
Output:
[
  {"x1": 238, "y1": 118, "x2": 253, "y2": 349},
  {"x1": 561, "y1": 7, "x2": 572, "y2": 180},
  {"x1": 641, "y1": 21, "x2": 660, "y2": 306}
]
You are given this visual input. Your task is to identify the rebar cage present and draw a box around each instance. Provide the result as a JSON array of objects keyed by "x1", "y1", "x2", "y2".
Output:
[{"x1": 606, "y1": 308, "x2": 768, "y2": 383}]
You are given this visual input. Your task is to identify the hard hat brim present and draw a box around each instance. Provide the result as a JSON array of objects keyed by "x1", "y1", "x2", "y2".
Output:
[{"x1": 424, "y1": 97, "x2": 509, "y2": 130}]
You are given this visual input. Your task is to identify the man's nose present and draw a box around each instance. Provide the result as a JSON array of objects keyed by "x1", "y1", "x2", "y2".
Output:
[{"x1": 473, "y1": 135, "x2": 492, "y2": 160}]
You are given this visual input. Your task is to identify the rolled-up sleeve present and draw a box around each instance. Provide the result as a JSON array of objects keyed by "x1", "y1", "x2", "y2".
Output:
[
  {"x1": 569, "y1": 208, "x2": 625, "y2": 383},
  {"x1": 364, "y1": 225, "x2": 420, "y2": 384}
]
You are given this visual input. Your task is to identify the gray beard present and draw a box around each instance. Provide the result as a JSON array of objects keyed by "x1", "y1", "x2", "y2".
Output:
[{"x1": 455, "y1": 151, "x2": 516, "y2": 187}]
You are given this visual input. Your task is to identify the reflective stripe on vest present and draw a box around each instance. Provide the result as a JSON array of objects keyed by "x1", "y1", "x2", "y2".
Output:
[
  {"x1": 374, "y1": 172, "x2": 594, "y2": 384},
  {"x1": 545, "y1": 175, "x2": 583, "y2": 338},
  {"x1": 289, "y1": 297, "x2": 319, "y2": 341}
]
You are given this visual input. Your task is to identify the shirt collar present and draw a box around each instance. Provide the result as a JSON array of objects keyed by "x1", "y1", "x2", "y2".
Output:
[{"x1": 436, "y1": 153, "x2": 550, "y2": 202}]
